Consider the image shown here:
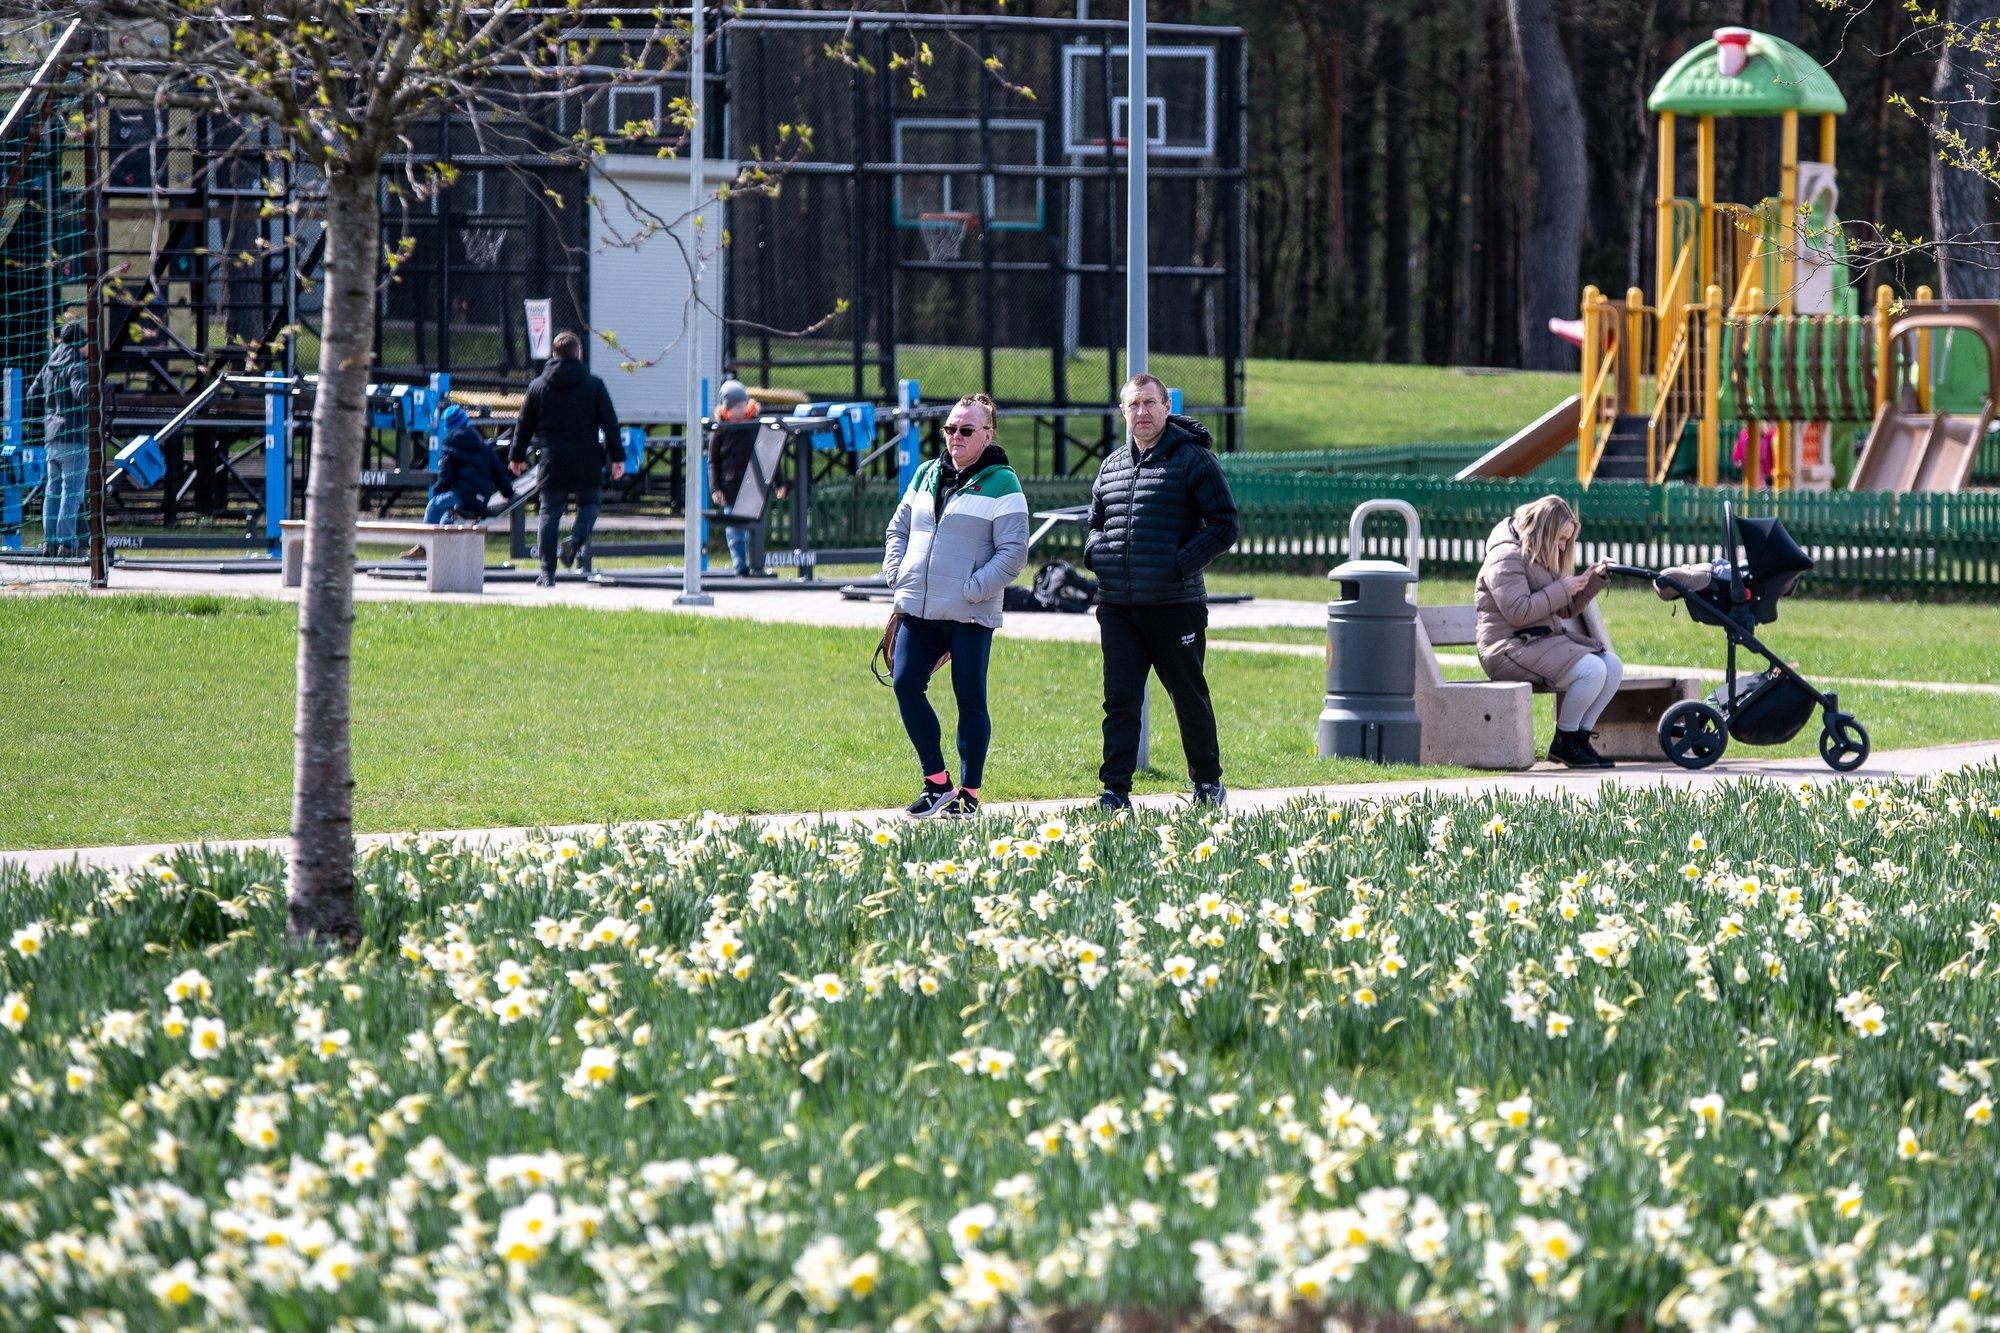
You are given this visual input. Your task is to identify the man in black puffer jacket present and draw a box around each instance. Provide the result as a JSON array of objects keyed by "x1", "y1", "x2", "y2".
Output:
[
  {"x1": 1083, "y1": 373, "x2": 1240, "y2": 809},
  {"x1": 508, "y1": 330, "x2": 625, "y2": 585}
]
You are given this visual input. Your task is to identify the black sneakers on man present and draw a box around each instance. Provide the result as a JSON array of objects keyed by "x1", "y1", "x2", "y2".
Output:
[
  {"x1": 1096, "y1": 788, "x2": 1133, "y2": 811},
  {"x1": 558, "y1": 537, "x2": 579, "y2": 570},
  {"x1": 905, "y1": 779, "x2": 956, "y2": 820},
  {"x1": 1191, "y1": 782, "x2": 1228, "y2": 808}
]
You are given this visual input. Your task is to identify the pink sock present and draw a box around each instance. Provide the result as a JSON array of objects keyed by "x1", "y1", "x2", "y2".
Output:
[
  {"x1": 960, "y1": 787, "x2": 979, "y2": 799},
  {"x1": 926, "y1": 770, "x2": 950, "y2": 786}
]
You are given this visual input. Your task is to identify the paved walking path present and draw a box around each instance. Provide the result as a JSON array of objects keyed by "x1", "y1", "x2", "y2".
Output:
[
  {"x1": 6, "y1": 739, "x2": 1996, "y2": 880},
  {"x1": 10, "y1": 561, "x2": 1995, "y2": 697}
]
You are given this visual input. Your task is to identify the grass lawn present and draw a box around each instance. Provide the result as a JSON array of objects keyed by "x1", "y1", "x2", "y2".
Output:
[
  {"x1": 1208, "y1": 573, "x2": 2000, "y2": 687},
  {"x1": 1241, "y1": 360, "x2": 1572, "y2": 453},
  {"x1": 602, "y1": 344, "x2": 1573, "y2": 454},
  {"x1": 1200, "y1": 573, "x2": 2000, "y2": 763},
  {"x1": 0, "y1": 593, "x2": 1447, "y2": 850}
]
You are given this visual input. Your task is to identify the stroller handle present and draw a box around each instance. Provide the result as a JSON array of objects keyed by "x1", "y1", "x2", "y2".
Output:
[{"x1": 1605, "y1": 562, "x2": 1659, "y2": 580}]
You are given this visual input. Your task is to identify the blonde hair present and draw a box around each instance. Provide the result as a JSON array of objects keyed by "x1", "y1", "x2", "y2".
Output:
[
  {"x1": 1513, "y1": 495, "x2": 1579, "y2": 575},
  {"x1": 950, "y1": 393, "x2": 997, "y2": 431}
]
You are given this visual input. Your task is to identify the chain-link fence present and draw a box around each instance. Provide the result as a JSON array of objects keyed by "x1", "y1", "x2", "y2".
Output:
[
  {"x1": 724, "y1": 12, "x2": 1246, "y2": 472},
  {"x1": 0, "y1": 19, "x2": 90, "y2": 583}
]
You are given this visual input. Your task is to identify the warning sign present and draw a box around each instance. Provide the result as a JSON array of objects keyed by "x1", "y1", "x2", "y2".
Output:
[{"x1": 524, "y1": 299, "x2": 552, "y2": 360}]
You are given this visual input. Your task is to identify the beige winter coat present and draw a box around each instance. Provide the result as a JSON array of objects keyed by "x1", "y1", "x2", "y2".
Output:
[{"x1": 1473, "y1": 517, "x2": 1612, "y2": 687}]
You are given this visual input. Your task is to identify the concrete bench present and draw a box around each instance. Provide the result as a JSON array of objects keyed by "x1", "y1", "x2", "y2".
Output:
[
  {"x1": 280, "y1": 519, "x2": 486, "y2": 594},
  {"x1": 1413, "y1": 604, "x2": 1700, "y2": 768}
]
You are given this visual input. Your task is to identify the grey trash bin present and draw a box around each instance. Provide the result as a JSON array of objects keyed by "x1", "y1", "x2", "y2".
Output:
[{"x1": 1318, "y1": 499, "x2": 1422, "y2": 764}]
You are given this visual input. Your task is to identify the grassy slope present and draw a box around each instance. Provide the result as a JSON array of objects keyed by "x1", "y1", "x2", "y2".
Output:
[
  {"x1": 593, "y1": 350, "x2": 1576, "y2": 453},
  {"x1": 1241, "y1": 360, "x2": 1573, "y2": 452},
  {"x1": 0, "y1": 594, "x2": 1443, "y2": 850}
]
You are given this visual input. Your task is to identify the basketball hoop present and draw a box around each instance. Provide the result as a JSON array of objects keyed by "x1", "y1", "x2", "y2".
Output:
[{"x1": 916, "y1": 211, "x2": 977, "y2": 262}]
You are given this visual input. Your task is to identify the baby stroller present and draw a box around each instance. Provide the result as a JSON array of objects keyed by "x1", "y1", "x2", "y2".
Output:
[{"x1": 1608, "y1": 504, "x2": 1869, "y2": 772}]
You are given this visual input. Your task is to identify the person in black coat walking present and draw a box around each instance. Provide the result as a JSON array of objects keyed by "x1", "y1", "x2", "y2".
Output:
[
  {"x1": 1083, "y1": 373, "x2": 1240, "y2": 809},
  {"x1": 508, "y1": 330, "x2": 625, "y2": 584}
]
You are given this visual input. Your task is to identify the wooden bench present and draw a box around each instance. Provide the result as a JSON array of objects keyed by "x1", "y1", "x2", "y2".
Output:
[
  {"x1": 280, "y1": 520, "x2": 486, "y2": 594},
  {"x1": 1413, "y1": 605, "x2": 1700, "y2": 768}
]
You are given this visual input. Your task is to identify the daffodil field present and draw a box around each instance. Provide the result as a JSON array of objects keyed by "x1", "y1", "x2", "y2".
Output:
[{"x1": 4, "y1": 774, "x2": 2000, "y2": 1330}]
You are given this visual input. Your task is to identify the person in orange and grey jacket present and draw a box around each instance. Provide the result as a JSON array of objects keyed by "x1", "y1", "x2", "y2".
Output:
[
  {"x1": 1474, "y1": 494, "x2": 1622, "y2": 768},
  {"x1": 1082, "y1": 372, "x2": 1239, "y2": 810}
]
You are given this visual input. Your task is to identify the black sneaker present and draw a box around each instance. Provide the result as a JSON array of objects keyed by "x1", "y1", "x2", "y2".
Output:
[
  {"x1": 937, "y1": 788, "x2": 980, "y2": 819},
  {"x1": 905, "y1": 780, "x2": 955, "y2": 819},
  {"x1": 1579, "y1": 731, "x2": 1616, "y2": 769},
  {"x1": 558, "y1": 538, "x2": 578, "y2": 570},
  {"x1": 1096, "y1": 788, "x2": 1133, "y2": 810},
  {"x1": 534, "y1": 572, "x2": 556, "y2": 588},
  {"x1": 1191, "y1": 782, "x2": 1228, "y2": 807}
]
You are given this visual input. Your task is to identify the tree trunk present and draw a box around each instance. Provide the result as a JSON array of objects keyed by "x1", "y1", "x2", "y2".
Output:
[
  {"x1": 1870, "y1": 2, "x2": 1900, "y2": 227},
  {"x1": 288, "y1": 167, "x2": 380, "y2": 949},
  {"x1": 1381, "y1": 19, "x2": 1412, "y2": 362},
  {"x1": 1347, "y1": 22, "x2": 1376, "y2": 311},
  {"x1": 1931, "y1": 0, "x2": 2000, "y2": 298},
  {"x1": 1446, "y1": 47, "x2": 1475, "y2": 364},
  {"x1": 1506, "y1": 0, "x2": 1587, "y2": 369}
]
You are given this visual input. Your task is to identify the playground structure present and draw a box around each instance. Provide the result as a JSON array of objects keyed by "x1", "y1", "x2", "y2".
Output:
[{"x1": 1460, "y1": 25, "x2": 1999, "y2": 494}]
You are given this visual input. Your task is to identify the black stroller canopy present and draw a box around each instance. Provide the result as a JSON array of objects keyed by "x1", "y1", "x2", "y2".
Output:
[{"x1": 1736, "y1": 514, "x2": 1814, "y2": 583}]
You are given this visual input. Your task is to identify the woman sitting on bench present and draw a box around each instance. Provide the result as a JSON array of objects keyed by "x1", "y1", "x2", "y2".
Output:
[{"x1": 1473, "y1": 495, "x2": 1620, "y2": 769}]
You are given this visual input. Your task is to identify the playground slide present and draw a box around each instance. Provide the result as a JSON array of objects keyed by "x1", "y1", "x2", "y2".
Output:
[
  {"x1": 1849, "y1": 399, "x2": 1991, "y2": 493},
  {"x1": 1456, "y1": 395, "x2": 1581, "y2": 480}
]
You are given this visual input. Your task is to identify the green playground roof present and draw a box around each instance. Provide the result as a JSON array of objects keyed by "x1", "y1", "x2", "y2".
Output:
[{"x1": 1649, "y1": 31, "x2": 1848, "y2": 117}]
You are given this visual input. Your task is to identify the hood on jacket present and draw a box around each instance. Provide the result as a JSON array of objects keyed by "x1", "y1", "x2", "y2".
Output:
[
  {"x1": 938, "y1": 442, "x2": 1011, "y2": 491},
  {"x1": 1133, "y1": 413, "x2": 1213, "y2": 458},
  {"x1": 539, "y1": 356, "x2": 589, "y2": 390},
  {"x1": 443, "y1": 423, "x2": 492, "y2": 461}
]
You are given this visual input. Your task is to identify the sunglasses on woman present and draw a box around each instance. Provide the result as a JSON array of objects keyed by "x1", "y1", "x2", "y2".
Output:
[{"x1": 943, "y1": 424, "x2": 987, "y2": 437}]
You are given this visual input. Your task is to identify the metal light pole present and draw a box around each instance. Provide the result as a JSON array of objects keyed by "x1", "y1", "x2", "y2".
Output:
[
  {"x1": 1127, "y1": 0, "x2": 1151, "y2": 769},
  {"x1": 676, "y1": 0, "x2": 714, "y2": 606}
]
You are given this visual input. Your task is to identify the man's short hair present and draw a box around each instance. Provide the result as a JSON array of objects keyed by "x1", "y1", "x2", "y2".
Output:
[
  {"x1": 1121, "y1": 372, "x2": 1169, "y2": 404},
  {"x1": 552, "y1": 331, "x2": 582, "y2": 359}
]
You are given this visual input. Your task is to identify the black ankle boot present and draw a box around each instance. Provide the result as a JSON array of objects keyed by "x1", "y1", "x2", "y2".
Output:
[
  {"x1": 1548, "y1": 729, "x2": 1596, "y2": 769},
  {"x1": 1577, "y1": 731, "x2": 1615, "y2": 768}
]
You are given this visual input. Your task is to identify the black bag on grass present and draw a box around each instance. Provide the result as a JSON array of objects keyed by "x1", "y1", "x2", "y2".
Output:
[{"x1": 1031, "y1": 560, "x2": 1097, "y2": 613}]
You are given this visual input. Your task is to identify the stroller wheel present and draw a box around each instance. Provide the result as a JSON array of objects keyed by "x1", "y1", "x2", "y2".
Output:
[
  {"x1": 1819, "y1": 713, "x2": 1870, "y2": 772},
  {"x1": 1659, "y1": 700, "x2": 1728, "y2": 770}
]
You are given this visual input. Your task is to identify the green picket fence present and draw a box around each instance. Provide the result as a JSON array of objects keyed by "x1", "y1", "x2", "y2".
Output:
[
  {"x1": 1220, "y1": 442, "x2": 1498, "y2": 476},
  {"x1": 785, "y1": 473, "x2": 2000, "y2": 596}
]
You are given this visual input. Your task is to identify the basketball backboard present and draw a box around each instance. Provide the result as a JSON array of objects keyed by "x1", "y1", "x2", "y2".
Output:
[
  {"x1": 1062, "y1": 43, "x2": 1216, "y2": 158},
  {"x1": 892, "y1": 118, "x2": 1045, "y2": 231}
]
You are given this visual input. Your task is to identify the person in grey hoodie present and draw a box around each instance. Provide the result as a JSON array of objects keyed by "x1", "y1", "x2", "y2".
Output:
[
  {"x1": 881, "y1": 393, "x2": 1029, "y2": 818},
  {"x1": 29, "y1": 321, "x2": 90, "y2": 557}
]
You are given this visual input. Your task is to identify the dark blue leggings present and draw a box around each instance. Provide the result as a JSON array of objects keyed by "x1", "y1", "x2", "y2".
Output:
[{"x1": 891, "y1": 616, "x2": 994, "y2": 789}]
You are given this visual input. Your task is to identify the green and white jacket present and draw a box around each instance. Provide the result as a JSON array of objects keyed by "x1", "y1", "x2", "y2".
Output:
[{"x1": 883, "y1": 446, "x2": 1030, "y2": 629}]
